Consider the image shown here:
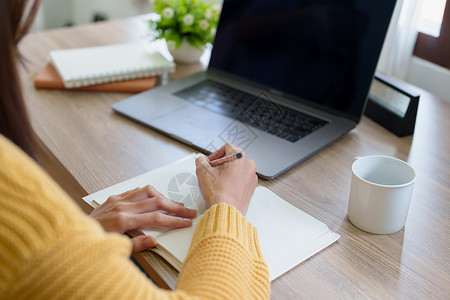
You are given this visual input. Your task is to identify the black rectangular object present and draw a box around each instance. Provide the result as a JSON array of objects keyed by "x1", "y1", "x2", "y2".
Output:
[{"x1": 365, "y1": 72, "x2": 420, "y2": 137}]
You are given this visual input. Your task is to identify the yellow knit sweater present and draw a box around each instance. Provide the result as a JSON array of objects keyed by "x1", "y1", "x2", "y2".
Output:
[{"x1": 0, "y1": 135, "x2": 270, "y2": 299}]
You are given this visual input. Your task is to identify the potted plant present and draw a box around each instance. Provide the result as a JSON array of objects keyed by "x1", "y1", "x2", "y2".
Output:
[{"x1": 148, "y1": 0, "x2": 220, "y2": 64}]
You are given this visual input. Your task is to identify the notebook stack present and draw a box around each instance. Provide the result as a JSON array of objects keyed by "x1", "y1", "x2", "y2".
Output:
[{"x1": 34, "y1": 42, "x2": 175, "y2": 93}]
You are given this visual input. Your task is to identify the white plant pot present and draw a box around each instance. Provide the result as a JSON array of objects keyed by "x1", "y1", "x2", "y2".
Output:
[{"x1": 167, "y1": 39, "x2": 205, "y2": 64}]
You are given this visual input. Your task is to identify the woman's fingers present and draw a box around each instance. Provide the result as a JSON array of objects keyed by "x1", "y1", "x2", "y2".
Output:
[
  {"x1": 195, "y1": 143, "x2": 257, "y2": 215},
  {"x1": 129, "y1": 212, "x2": 193, "y2": 230},
  {"x1": 119, "y1": 185, "x2": 165, "y2": 203},
  {"x1": 118, "y1": 187, "x2": 140, "y2": 198},
  {"x1": 91, "y1": 184, "x2": 197, "y2": 235},
  {"x1": 208, "y1": 142, "x2": 241, "y2": 161},
  {"x1": 130, "y1": 235, "x2": 157, "y2": 253},
  {"x1": 110, "y1": 185, "x2": 197, "y2": 218},
  {"x1": 195, "y1": 156, "x2": 212, "y2": 174},
  {"x1": 127, "y1": 196, "x2": 198, "y2": 218}
]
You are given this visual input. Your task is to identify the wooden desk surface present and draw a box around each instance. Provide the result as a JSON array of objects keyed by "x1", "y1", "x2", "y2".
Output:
[{"x1": 19, "y1": 15, "x2": 450, "y2": 299}]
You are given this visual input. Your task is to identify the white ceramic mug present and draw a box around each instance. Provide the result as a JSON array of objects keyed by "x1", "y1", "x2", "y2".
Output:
[{"x1": 348, "y1": 155, "x2": 416, "y2": 234}]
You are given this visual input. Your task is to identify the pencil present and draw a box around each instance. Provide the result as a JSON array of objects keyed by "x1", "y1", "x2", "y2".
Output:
[{"x1": 210, "y1": 152, "x2": 243, "y2": 167}]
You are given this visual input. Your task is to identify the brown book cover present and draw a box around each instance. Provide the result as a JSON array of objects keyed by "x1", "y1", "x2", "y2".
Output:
[{"x1": 33, "y1": 63, "x2": 157, "y2": 93}]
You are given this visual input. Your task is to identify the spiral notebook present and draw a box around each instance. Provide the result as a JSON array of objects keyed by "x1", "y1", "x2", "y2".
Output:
[{"x1": 50, "y1": 42, "x2": 175, "y2": 88}]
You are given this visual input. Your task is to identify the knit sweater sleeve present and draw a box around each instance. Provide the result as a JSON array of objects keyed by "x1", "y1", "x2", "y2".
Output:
[
  {"x1": 177, "y1": 204, "x2": 270, "y2": 299},
  {"x1": 0, "y1": 135, "x2": 270, "y2": 300}
]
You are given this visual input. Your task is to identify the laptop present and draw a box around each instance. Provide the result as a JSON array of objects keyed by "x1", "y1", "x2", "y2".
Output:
[{"x1": 112, "y1": 0, "x2": 396, "y2": 179}]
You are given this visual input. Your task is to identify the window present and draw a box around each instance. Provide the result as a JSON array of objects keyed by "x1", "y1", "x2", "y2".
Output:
[
  {"x1": 413, "y1": 0, "x2": 450, "y2": 69},
  {"x1": 416, "y1": 0, "x2": 446, "y2": 37}
]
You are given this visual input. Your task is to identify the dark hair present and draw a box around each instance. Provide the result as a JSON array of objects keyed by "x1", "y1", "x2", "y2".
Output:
[{"x1": 0, "y1": 0, "x2": 41, "y2": 160}]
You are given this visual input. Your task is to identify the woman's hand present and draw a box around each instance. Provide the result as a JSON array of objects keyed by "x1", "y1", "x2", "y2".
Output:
[
  {"x1": 195, "y1": 143, "x2": 258, "y2": 215},
  {"x1": 89, "y1": 185, "x2": 197, "y2": 253}
]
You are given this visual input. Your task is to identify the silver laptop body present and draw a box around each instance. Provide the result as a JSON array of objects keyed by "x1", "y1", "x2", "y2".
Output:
[{"x1": 113, "y1": 0, "x2": 396, "y2": 179}]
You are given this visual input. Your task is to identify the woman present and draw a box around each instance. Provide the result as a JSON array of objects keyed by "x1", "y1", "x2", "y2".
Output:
[{"x1": 0, "y1": 0, "x2": 270, "y2": 299}]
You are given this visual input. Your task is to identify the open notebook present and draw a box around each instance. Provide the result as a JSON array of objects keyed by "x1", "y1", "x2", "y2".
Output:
[{"x1": 83, "y1": 154, "x2": 340, "y2": 281}]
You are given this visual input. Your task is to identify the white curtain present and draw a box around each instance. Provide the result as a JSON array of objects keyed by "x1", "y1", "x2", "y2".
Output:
[{"x1": 377, "y1": 0, "x2": 423, "y2": 80}]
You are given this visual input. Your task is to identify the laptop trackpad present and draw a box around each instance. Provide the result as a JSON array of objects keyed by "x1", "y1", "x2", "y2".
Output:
[
  {"x1": 112, "y1": 90, "x2": 189, "y2": 123},
  {"x1": 150, "y1": 104, "x2": 234, "y2": 149}
]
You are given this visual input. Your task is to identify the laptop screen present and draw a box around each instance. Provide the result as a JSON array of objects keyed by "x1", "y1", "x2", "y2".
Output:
[{"x1": 209, "y1": 0, "x2": 396, "y2": 121}]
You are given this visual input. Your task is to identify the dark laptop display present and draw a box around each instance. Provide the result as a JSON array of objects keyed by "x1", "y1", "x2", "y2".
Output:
[{"x1": 209, "y1": 0, "x2": 395, "y2": 121}]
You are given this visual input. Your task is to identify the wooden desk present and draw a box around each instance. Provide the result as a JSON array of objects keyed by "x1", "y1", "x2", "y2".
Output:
[{"x1": 19, "y1": 15, "x2": 450, "y2": 299}]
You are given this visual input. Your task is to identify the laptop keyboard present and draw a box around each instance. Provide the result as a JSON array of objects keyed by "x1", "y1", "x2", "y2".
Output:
[{"x1": 174, "y1": 80, "x2": 328, "y2": 143}]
